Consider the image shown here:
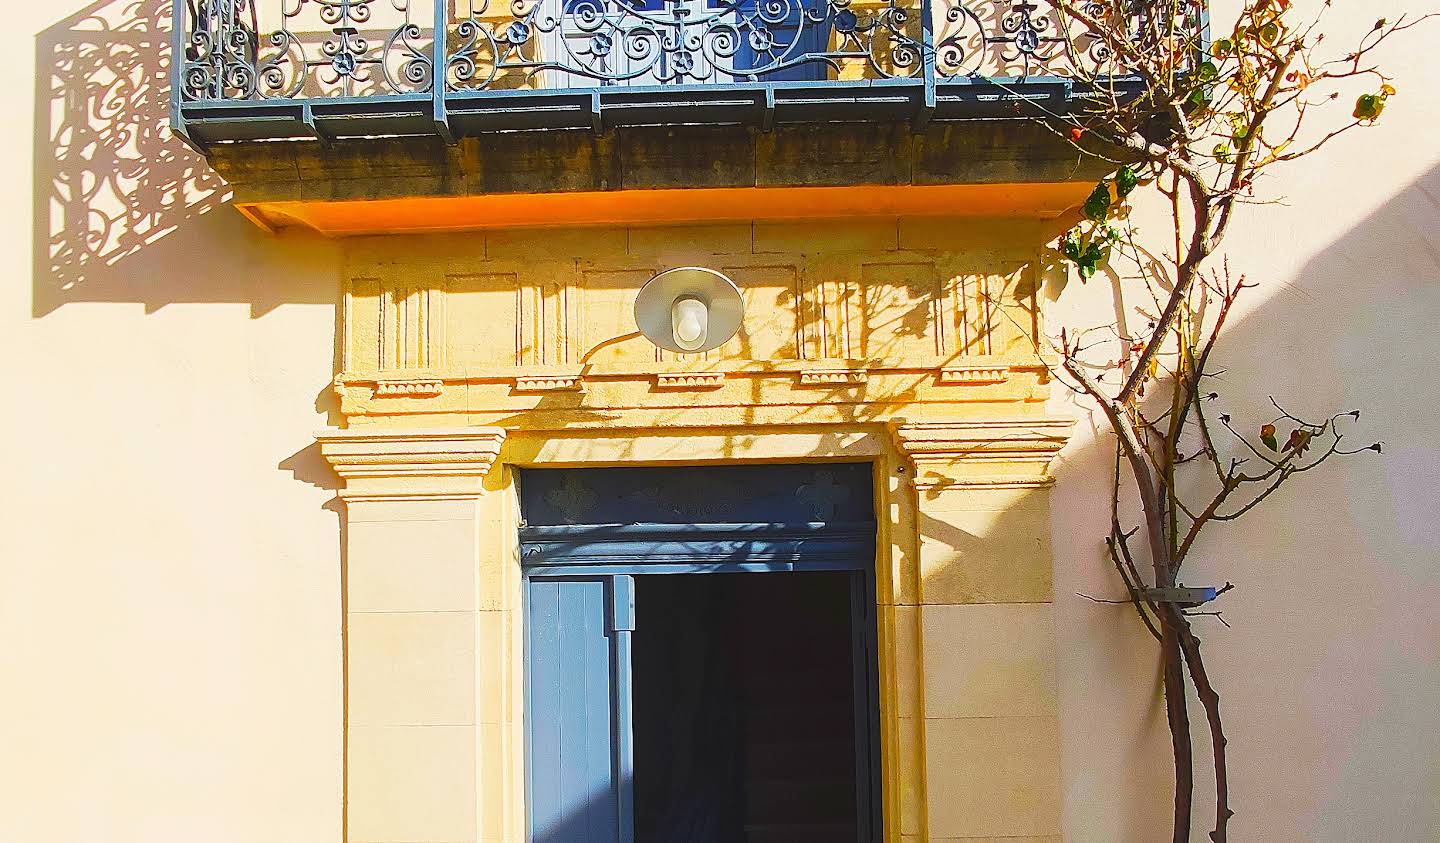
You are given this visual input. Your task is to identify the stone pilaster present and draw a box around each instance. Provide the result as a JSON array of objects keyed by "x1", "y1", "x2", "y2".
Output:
[
  {"x1": 319, "y1": 428, "x2": 514, "y2": 843},
  {"x1": 890, "y1": 418, "x2": 1071, "y2": 841}
]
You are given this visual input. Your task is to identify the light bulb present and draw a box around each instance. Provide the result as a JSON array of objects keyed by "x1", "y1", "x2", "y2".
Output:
[{"x1": 671, "y1": 296, "x2": 708, "y2": 351}]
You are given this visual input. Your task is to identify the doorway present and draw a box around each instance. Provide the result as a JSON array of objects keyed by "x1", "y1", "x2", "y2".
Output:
[
  {"x1": 632, "y1": 572, "x2": 861, "y2": 841},
  {"x1": 520, "y1": 464, "x2": 881, "y2": 843}
]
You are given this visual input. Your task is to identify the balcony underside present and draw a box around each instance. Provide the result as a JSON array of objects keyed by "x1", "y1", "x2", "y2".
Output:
[
  {"x1": 236, "y1": 182, "x2": 1090, "y2": 235},
  {"x1": 212, "y1": 121, "x2": 1111, "y2": 236}
]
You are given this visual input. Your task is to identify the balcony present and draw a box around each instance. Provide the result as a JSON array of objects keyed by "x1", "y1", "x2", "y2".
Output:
[
  {"x1": 171, "y1": 0, "x2": 1172, "y2": 146},
  {"x1": 174, "y1": 1, "x2": 1195, "y2": 235}
]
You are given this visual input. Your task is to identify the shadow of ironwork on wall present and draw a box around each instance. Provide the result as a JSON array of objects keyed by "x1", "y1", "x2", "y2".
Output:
[
  {"x1": 34, "y1": 0, "x2": 347, "y2": 319},
  {"x1": 34, "y1": 0, "x2": 233, "y2": 315}
]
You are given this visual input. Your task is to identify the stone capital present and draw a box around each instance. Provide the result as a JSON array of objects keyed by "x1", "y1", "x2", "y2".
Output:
[
  {"x1": 317, "y1": 427, "x2": 507, "y2": 499},
  {"x1": 889, "y1": 418, "x2": 1074, "y2": 489}
]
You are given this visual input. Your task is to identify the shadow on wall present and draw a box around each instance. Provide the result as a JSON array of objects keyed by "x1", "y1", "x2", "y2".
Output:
[
  {"x1": 1049, "y1": 160, "x2": 1440, "y2": 842},
  {"x1": 33, "y1": 0, "x2": 337, "y2": 317},
  {"x1": 1191, "y1": 160, "x2": 1440, "y2": 840}
]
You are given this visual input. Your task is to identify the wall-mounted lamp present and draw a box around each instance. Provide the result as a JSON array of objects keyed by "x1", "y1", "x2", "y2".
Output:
[{"x1": 634, "y1": 267, "x2": 743, "y2": 354}]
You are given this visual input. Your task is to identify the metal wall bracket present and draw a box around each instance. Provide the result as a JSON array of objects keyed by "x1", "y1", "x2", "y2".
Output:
[{"x1": 1142, "y1": 586, "x2": 1221, "y2": 605}]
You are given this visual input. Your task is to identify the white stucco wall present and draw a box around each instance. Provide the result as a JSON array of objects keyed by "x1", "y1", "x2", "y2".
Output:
[
  {"x1": 1048, "y1": 1, "x2": 1440, "y2": 839},
  {"x1": 2, "y1": 0, "x2": 1436, "y2": 841}
]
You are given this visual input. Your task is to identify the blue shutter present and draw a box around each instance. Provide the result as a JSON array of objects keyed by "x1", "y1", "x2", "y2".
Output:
[
  {"x1": 527, "y1": 576, "x2": 634, "y2": 843},
  {"x1": 727, "y1": 0, "x2": 831, "y2": 82}
]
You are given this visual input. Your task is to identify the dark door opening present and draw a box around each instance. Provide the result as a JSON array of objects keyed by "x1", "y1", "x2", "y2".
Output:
[
  {"x1": 521, "y1": 463, "x2": 881, "y2": 842},
  {"x1": 632, "y1": 572, "x2": 861, "y2": 843}
]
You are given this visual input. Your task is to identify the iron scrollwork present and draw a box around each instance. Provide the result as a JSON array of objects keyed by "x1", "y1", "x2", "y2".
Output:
[
  {"x1": 931, "y1": 0, "x2": 1122, "y2": 79},
  {"x1": 178, "y1": 0, "x2": 1166, "y2": 102},
  {"x1": 181, "y1": 0, "x2": 435, "y2": 100},
  {"x1": 443, "y1": 0, "x2": 927, "y2": 89}
]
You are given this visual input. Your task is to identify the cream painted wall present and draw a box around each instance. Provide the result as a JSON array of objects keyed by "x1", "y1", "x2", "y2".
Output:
[
  {"x1": 2, "y1": 1, "x2": 1437, "y2": 842},
  {"x1": 2, "y1": 2, "x2": 345, "y2": 840},
  {"x1": 1047, "y1": 1, "x2": 1440, "y2": 840}
]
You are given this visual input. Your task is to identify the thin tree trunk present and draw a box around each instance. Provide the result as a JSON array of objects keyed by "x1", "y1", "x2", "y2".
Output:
[
  {"x1": 1177, "y1": 621, "x2": 1231, "y2": 842},
  {"x1": 1161, "y1": 619, "x2": 1194, "y2": 843}
]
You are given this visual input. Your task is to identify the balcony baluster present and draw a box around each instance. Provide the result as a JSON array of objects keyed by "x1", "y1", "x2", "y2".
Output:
[{"x1": 172, "y1": 0, "x2": 1197, "y2": 144}]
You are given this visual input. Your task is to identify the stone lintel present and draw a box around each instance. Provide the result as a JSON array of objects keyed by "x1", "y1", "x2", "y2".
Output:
[
  {"x1": 890, "y1": 418, "x2": 1074, "y2": 489},
  {"x1": 317, "y1": 427, "x2": 507, "y2": 499}
]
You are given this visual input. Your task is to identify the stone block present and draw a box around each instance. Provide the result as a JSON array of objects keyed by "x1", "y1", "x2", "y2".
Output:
[
  {"x1": 927, "y1": 830, "x2": 1065, "y2": 835},
  {"x1": 469, "y1": 130, "x2": 620, "y2": 194},
  {"x1": 898, "y1": 715, "x2": 924, "y2": 837},
  {"x1": 475, "y1": 610, "x2": 509, "y2": 726},
  {"x1": 626, "y1": 223, "x2": 754, "y2": 257},
  {"x1": 894, "y1": 604, "x2": 921, "y2": 714},
  {"x1": 914, "y1": 484, "x2": 1053, "y2": 514},
  {"x1": 913, "y1": 121, "x2": 1111, "y2": 185},
  {"x1": 486, "y1": 226, "x2": 629, "y2": 261},
  {"x1": 619, "y1": 125, "x2": 755, "y2": 189},
  {"x1": 347, "y1": 518, "x2": 479, "y2": 613},
  {"x1": 716, "y1": 263, "x2": 803, "y2": 361},
  {"x1": 757, "y1": 123, "x2": 913, "y2": 186},
  {"x1": 918, "y1": 505, "x2": 1054, "y2": 604},
  {"x1": 478, "y1": 722, "x2": 509, "y2": 841},
  {"x1": 348, "y1": 724, "x2": 478, "y2": 842},
  {"x1": 923, "y1": 716, "x2": 1062, "y2": 838},
  {"x1": 752, "y1": 218, "x2": 898, "y2": 254},
  {"x1": 922, "y1": 603, "x2": 1058, "y2": 718},
  {"x1": 345, "y1": 498, "x2": 480, "y2": 523},
  {"x1": 348, "y1": 611, "x2": 476, "y2": 726}
]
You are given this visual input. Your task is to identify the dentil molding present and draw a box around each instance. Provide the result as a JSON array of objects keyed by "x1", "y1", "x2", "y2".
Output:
[
  {"x1": 936, "y1": 365, "x2": 1009, "y2": 385},
  {"x1": 372, "y1": 377, "x2": 445, "y2": 397},
  {"x1": 654, "y1": 372, "x2": 726, "y2": 390}
]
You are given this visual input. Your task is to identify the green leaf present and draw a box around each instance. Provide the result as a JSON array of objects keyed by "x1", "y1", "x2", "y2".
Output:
[
  {"x1": 1114, "y1": 166, "x2": 1138, "y2": 198},
  {"x1": 1197, "y1": 60, "x2": 1219, "y2": 82},
  {"x1": 1212, "y1": 38, "x2": 1232, "y2": 57},
  {"x1": 1082, "y1": 182, "x2": 1111, "y2": 221},
  {"x1": 1059, "y1": 223, "x2": 1118, "y2": 282},
  {"x1": 1061, "y1": 230, "x2": 1082, "y2": 262},
  {"x1": 1353, "y1": 93, "x2": 1385, "y2": 121},
  {"x1": 1185, "y1": 85, "x2": 1211, "y2": 112},
  {"x1": 1212, "y1": 143, "x2": 1232, "y2": 164},
  {"x1": 1260, "y1": 431, "x2": 1278, "y2": 451}
]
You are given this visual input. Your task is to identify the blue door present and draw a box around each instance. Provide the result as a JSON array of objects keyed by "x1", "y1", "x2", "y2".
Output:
[{"x1": 527, "y1": 576, "x2": 635, "y2": 842}]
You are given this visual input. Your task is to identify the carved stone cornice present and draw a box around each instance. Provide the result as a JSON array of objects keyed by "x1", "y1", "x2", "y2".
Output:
[
  {"x1": 317, "y1": 427, "x2": 507, "y2": 499},
  {"x1": 889, "y1": 418, "x2": 1074, "y2": 489}
]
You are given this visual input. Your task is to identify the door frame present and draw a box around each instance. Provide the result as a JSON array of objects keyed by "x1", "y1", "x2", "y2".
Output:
[{"x1": 520, "y1": 466, "x2": 883, "y2": 842}]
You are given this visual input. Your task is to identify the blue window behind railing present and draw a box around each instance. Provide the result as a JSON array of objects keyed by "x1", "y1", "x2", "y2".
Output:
[{"x1": 172, "y1": 0, "x2": 1199, "y2": 144}]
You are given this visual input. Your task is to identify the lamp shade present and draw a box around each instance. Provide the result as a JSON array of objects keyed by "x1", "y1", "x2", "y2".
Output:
[{"x1": 633, "y1": 267, "x2": 744, "y2": 353}]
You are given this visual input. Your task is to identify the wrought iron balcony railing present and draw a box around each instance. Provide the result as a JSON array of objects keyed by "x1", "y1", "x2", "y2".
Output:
[{"x1": 172, "y1": 0, "x2": 1185, "y2": 147}]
